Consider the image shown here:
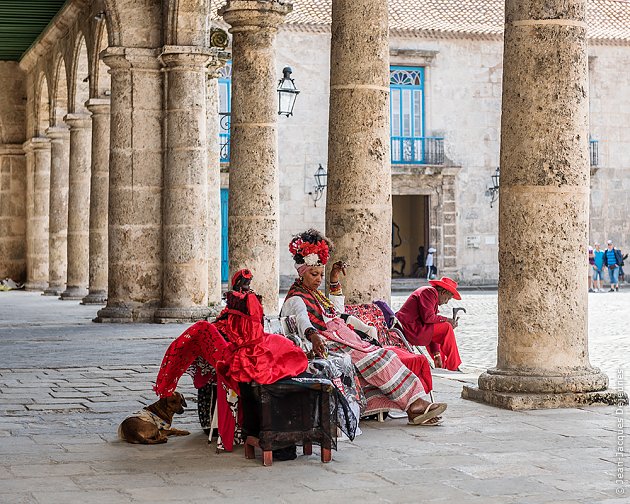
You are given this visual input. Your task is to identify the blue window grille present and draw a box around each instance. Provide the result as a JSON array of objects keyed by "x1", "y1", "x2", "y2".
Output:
[
  {"x1": 589, "y1": 139, "x2": 599, "y2": 167},
  {"x1": 219, "y1": 62, "x2": 231, "y2": 163},
  {"x1": 390, "y1": 66, "x2": 444, "y2": 165},
  {"x1": 221, "y1": 188, "x2": 229, "y2": 282}
]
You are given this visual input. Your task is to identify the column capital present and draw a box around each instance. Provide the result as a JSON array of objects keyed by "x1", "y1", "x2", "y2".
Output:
[
  {"x1": 45, "y1": 125, "x2": 70, "y2": 140},
  {"x1": 159, "y1": 46, "x2": 214, "y2": 69},
  {"x1": 85, "y1": 98, "x2": 111, "y2": 115},
  {"x1": 101, "y1": 47, "x2": 162, "y2": 72},
  {"x1": 0, "y1": 143, "x2": 26, "y2": 156},
  {"x1": 207, "y1": 50, "x2": 232, "y2": 78},
  {"x1": 22, "y1": 137, "x2": 51, "y2": 153},
  {"x1": 218, "y1": 0, "x2": 292, "y2": 32},
  {"x1": 64, "y1": 113, "x2": 92, "y2": 129}
]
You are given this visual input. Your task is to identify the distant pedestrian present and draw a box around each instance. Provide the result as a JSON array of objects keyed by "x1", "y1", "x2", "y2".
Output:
[
  {"x1": 592, "y1": 242, "x2": 605, "y2": 292},
  {"x1": 603, "y1": 240, "x2": 623, "y2": 292},
  {"x1": 588, "y1": 246, "x2": 594, "y2": 292},
  {"x1": 426, "y1": 247, "x2": 436, "y2": 280},
  {"x1": 619, "y1": 250, "x2": 627, "y2": 284}
]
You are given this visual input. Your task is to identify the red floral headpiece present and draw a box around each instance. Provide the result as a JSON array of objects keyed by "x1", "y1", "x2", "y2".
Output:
[{"x1": 289, "y1": 238, "x2": 330, "y2": 266}]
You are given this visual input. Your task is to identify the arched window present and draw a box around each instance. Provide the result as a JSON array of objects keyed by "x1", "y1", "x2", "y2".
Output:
[
  {"x1": 218, "y1": 62, "x2": 231, "y2": 163},
  {"x1": 390, "y1": 66, "x2": 425, "y2": 164}
]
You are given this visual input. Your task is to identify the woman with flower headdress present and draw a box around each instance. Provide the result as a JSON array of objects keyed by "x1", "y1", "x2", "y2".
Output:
[{"x1": 281, "y1": 229, "x2": 447, "y2": 426}]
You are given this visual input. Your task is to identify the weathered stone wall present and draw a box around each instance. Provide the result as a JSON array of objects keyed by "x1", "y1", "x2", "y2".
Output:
[
  {"x1": 588, "y1": 44, "x2": 630, "y2": 250},
  {"x1": 0, "y1": 62, "x2": 27, "y2": 281},
  {"x1": 275, "y1": 29, "x2": 330, "y2": 286},
  {"x1": 275, "y1": 30, "x2": 630, "y2": 287},
  {"x1": 274, "y1": 30, "x2": 505, "y2": 286}
]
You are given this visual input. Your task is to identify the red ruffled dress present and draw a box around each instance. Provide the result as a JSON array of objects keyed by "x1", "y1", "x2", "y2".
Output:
[{"x1": 154, "y1": 291, "x2": 308, "y2": 450}]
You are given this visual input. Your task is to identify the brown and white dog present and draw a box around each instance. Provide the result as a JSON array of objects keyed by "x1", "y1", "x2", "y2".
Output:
[{"x1": 118, "y1": 392, "x2": 190, "y2": 445}]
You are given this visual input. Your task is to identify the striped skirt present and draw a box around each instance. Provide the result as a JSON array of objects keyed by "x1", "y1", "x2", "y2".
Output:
[{"x1": 323, "y1": 318, "x2": 426, "y2": 414}]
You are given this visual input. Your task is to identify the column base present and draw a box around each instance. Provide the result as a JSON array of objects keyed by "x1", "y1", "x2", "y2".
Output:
[
  {"x1": 60, "y1": 286, "x2": 89, "y2": 300},
  {"x1": 94, "y1": 303, "x2": 158, "y2": 323},
  {"x1": 153, "y1": 306, "x2": 211, "y2": 324},
  {"x1": 81, "y1": 291, "x2": 107, "y2": 305},
  {"x1": 462, "y1": 385, "x2": 628, "y2": 410},
  {"x1": 461, "y1": 367, "x2": 628, "y2": 410},
  {"x1": 24, "y1": 281, "x2": 48, "y2": 291},
  {"x1": 43, "y1": 285, "x2": 65, "y2": 296}
]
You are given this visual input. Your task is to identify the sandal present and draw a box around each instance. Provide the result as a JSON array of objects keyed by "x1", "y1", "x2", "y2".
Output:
[
  {"x1": 408, "y1": 402, "x2": 447, "y2": 425},
  {"x1": 413, "y1": 415, "x2": 443, "y2": 426}
]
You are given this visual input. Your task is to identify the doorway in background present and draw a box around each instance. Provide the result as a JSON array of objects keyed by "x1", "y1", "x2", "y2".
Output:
[{"x1": 392, "y1": 195, "x2": 430, "y2": 278}]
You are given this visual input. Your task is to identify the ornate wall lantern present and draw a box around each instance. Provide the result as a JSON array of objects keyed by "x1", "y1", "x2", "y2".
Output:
[
  {"x1": 309, "y1": 164, "x2": 328, "y2": 206},
  {"x1": 485, "y1": 167, "x2": 500, "y2": 208},
  {"x1": 277, "y1": 67, "x2": 300, "y2": 117}
]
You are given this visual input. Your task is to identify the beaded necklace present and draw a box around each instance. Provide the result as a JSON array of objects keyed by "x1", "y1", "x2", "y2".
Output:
[{"x1": 309, "y1": 286, "x2": 339, "y2": 319}]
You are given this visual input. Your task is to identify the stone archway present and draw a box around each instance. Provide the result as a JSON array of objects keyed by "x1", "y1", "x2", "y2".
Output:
[
  {"x1": 24, "y1": 73, "x2": 52, "y2": 290},
  {"x1": 60, "y1": 34, "x2": 92, "y2": 300},
  {"x1": 43, "y1": 56, "x2": 71, "y2": 296},
  {"x1": 82, "y1": 19, "x2": 111, "y2": 305}
]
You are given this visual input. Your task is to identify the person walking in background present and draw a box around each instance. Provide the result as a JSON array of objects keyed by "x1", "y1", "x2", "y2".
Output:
[
  {"x1": 592, "y1": 242, "x2": 605, "y2": 292},
  {"x1": 425, "y1": 247, "x2": 436, "y2": 280},
  {"x1": 619, "y1": 248, "x2": 628, "y2": 284},
  {"x1": 588, "y1": 246, "x2": 595, "y2": 292},
  {"x1": 603, "y1": 240, "x2": 623, "y2": 292}
]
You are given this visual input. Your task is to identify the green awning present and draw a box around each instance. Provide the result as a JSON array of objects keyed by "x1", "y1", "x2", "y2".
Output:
[{"x1": 0, "y1": 0, "x2": 68, "y2": 61}]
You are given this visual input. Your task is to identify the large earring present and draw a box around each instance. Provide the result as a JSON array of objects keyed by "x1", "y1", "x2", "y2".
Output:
[{"x1": 299, "y1": 276, "x2": 303, "y2": 283}]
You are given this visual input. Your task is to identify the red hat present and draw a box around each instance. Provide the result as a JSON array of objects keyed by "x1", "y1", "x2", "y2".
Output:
[
  {"x1": 429, "y1": 276, "x2": 461, "y2": 300},
  {"x1": 231, "y1": 268, "x2": 253, "y2": 289}
]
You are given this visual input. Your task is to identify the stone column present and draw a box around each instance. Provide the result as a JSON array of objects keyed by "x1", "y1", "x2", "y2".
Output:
[
  {"x1": 206, "y1": 66, "x2": 223, "y2": 313},
  {"x1": 60, "y1": 113, "x2": 92, "y2": 300},
  {"x1": 154, "y1": 47, "x2": 212, "y2": 322},
  {"x1": 0, "y1": 144, "x2": 27, "y2": 282},
  {"x1": 219, "y1": 0, "x2": 291, "y2": 314},
  {"x1": 96, "y1": 48, "x2": 163, "y2": 323},
  {"x1": 81, "y1": 99, "x2": 110, "y2": 305},
  {"x1": 23, "y1": 137, "x2": 50, "y2": 291},
  {"x1": 325, "y1": 0, "x2": 392, "y2": 304},
  {"x1": 43, "y1": 126, "x2": 70, "y2": 296},
  {"x1": 462, "y1": 0, "x2": 624, "y2": 409}
]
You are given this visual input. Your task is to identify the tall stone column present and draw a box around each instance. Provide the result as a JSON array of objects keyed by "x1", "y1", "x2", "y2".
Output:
[
  {"x1": 0, "y1": 145, "x2": 27, "y2": 282},
  {"x1": 462, "y1": 0, "x2": 624, "y2": 409},
  {"x1": 154, "y1": 47, "x2": 213, "y2": 322},
  {"x1": 206, "y1": 66, "x2": 223, "y2": 313},
  {"x1": 96, "y1": 48, "x2": 163, "y2": 323},
  {"x1": 23, "y1": 137, "x2": 51, "y2": 291},
  {"x1": 60, "y1": 113, "x2": 92, "y2": 300},
  {"x1": 325, "y1": 0, "x2": 392, "y2": 304},
  {"x1": 43, "y1": 126, "x2": 70, "y2": 296},
  {"x1": 219, "y1": 0, "x2": 291, "y2": 314},
  {"x1": 82, "y1": 99, "x2": 110, "y2": 305}
]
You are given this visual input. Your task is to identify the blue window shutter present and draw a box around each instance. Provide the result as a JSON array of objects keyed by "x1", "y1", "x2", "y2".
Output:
[
  {"x1": 390, "y1": 66, "x2": 428, "y2": 165},
  {"x1": 220, "y1": 188, "x2": 229, "y2": 282}
]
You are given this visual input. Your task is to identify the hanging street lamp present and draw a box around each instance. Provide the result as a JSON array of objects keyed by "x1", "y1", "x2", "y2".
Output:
[
  {"x1": 277, "y1": 67, "x2": 300, "y2": 117},
  {"x1": 485, "y1": 166, "x2": 500, "y2": 208}
]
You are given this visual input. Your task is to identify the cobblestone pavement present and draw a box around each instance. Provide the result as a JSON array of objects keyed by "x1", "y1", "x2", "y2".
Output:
[{"x1": 0, "y1": 291, "x2": 628, "y2": 504}]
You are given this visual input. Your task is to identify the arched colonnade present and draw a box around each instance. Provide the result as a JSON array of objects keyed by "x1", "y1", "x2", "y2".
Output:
[{"x1": 16, "y1": 0, "x2": 619, "y2": 408}]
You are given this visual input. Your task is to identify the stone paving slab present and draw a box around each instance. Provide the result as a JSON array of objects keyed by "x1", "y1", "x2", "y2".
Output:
[{"x1": 0, "y1": 291, "x2": 628, "y2": 503}]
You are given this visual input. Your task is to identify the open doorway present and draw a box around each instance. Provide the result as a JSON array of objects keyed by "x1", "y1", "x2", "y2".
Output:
[{"x1": 392, "y1": 195, "x2": 430, "y2": 278}]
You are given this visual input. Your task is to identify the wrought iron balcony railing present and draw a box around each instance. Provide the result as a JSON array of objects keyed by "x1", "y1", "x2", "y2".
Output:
[
  {"x1": 391, "y1": 136, "x2": 445, "y2": 165},
  {"x1": 219, "y1": 112, "x2": 230, "y2": 163}
]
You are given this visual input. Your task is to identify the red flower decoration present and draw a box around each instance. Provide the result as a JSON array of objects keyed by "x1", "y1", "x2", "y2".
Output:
[{"x1": 289, "y1": 238, "x2": 330, "y2": 265}]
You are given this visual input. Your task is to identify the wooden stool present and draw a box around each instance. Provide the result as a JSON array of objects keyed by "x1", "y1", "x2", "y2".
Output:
[{"x1": 240, "y1": 379, "x2": 334, "y2": 467}]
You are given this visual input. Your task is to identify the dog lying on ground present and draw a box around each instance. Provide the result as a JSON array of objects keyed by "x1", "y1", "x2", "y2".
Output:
[{"x1": 118, "y1": 391, "x2": 190, "y2": 444}]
